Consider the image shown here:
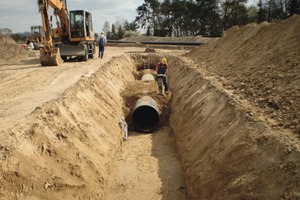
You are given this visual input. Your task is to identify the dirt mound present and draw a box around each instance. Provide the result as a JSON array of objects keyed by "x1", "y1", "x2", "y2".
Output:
[
  {"x1": 0, "y1": 54, "x2": 137, "y2": 199},
  {"x1": 168, "y1": 55, "x2": 300, "y2": 200},
  {"x1": 0, "y1": 35, "x2": 32, "y2": 65},
  {"x1": 186, "y1": 14, "x2": 300, "y2": 135}
]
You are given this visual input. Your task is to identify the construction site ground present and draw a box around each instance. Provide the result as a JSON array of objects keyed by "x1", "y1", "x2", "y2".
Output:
[{"x1": 0, "y1": 14, "x2": 299, "y2": 200}]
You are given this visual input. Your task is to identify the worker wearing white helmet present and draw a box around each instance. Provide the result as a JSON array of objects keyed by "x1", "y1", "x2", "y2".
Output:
[
  {"x1": 97, "y1": 31, "x2": 107, "y2": 59},
  {"x1": 156, "y1": 57, "x2": 169, "y2": 94}
]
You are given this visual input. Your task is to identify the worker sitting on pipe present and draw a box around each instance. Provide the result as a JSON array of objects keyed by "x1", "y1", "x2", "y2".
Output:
[{"x1": 156, "y1": 57, "x2": 169, "y2": 94}]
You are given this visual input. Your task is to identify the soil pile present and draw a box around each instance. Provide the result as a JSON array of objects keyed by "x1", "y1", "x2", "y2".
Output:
[
  {"x1": 186, "y1": 14, "x2": 300, "y2": 135},
  {"x1": 0, "y1": 35, "x2": 33, "y2": 65}
]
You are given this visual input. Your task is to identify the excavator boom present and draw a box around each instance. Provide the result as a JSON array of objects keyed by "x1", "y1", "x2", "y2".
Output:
[{"x1": 37, "y1": 0, "x2": 66, "y2": 66}]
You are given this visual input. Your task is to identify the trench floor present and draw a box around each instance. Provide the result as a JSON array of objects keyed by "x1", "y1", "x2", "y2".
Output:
[
  {"x1": 107, "y1": 69, "x2": 187, "y2": 199},
  {"x1": 107, "y1": 127, "x2": 187, "y2": 200}
]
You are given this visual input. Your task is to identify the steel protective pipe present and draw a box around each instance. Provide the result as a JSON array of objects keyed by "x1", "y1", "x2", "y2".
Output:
[
  {"x1": 132, "y1": 96, "x2": 160, "y2": 133},
  {"x1": 141, "y1": 73, "x2": 155, "y2": 82}
]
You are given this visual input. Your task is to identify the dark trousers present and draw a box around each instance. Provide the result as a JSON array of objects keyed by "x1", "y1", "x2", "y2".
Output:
[
  {"x1": 158, "y1": 75, "x2": 168, "y2": 92},
  {"x1": 163, "y1": 76, "x2": 168, "y2": 91},
  {"x1": 99, "y1": 45, "x2": 105, "y2": 58}
]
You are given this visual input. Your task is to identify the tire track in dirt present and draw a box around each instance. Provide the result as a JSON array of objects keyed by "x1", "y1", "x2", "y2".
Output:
[{"x1": 0, "y1": 47, "x2": 147, "y2": 131}]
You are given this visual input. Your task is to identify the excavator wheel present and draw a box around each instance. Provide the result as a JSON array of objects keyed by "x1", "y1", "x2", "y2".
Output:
[
  {"x1": 40, "y1": 47, "x2": 63, "y2": 66},
  {"x1": 82, "y1": 49, "x2": 88, "y2": 61},
  {"x1": 90, "y1": 44, "x2": 97, "y2": 59}
]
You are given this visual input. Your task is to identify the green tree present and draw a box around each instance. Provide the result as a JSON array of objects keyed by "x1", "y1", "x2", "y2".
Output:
[
  {"x1": 124, "y1": 20, "x2": 139, "y2": 32},
  {"x1": 195, "y1": 0, "x2": 222, "y2": 36},
  {"x1": 109, "y1": 24, "x2": 118, "y2": 40},
  {"x1": 102, "y1": 21, "x2": 110, "y2": 34},
  {"x1": 221, "y1": 0, "x2": 248, "y2": 30},
  {"x1": 288, "y1": 0, "x2": 300, "y2": 15},
  {"x1": 135, "y1": 0, "x2": 297, "y2": 37},
  {"x1": 146, "y1": 26, "x2": 151, "y2": 36},
  {"x1": 117, "y1": 25, "x2": 125, "y2": 39},
  {"x1": 135, "y1": 0, "x2": 161, "y2": 35},
  {"x1": 257, "y1": 0, "x2": 268, "y2": 23},
  {"x1": 170, "y1": 0, "x2": 188, "y2": 36}
]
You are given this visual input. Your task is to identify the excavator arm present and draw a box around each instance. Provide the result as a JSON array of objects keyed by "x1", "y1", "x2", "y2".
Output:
[{"x1": 37, "y1": 0, "x2": 68, "y2": 66}]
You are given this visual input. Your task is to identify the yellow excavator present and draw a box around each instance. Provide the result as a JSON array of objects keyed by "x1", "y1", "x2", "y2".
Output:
[{"x1": 37, "y1": 0, "x2": 96, "y2": 66}]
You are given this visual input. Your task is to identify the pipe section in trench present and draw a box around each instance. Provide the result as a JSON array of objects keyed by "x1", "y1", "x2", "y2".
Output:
[
  {"x1": 132, "y1": 95, "x2": 160, "y2": 133},
  {"x1": 141, "y1": 73, "x2": 155, "y2": 82}
]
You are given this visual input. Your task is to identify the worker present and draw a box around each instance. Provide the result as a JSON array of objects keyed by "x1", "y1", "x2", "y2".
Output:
[
  {"x1": 98, "y1": 32, "x2": 107, "y2": 59},
  {"x1": 156, "y1": 57, "x2": 169, "y2": 94},
  {"x1": 26, "y1": 41, "x2": 34, "y2": 50}
]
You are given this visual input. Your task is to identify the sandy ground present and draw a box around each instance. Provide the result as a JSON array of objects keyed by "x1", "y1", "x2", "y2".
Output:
[
  {"x1": 0, "y1": 14, "x2": 299, "y2": 200},
  {"x1": 0, "y1": 42, "x2": 188, "y2": 199},
  {"x1": 0, "y1": 46, "x2": 142, "y2": 131}
]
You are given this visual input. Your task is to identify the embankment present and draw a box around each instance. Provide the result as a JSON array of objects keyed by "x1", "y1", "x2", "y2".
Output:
[
  {"x1": 169, "y1": 56, "x2": 300, "y2": 199},
  {"x1": 0, "y1": 54, "x2": 136, "y2": 199},
  {"x1": 0, "y1": 53, "x2": 299, "y2": 199}
]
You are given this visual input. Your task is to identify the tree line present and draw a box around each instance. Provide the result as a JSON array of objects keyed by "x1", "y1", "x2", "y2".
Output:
[
  {"x1": 0, "y1": 28, "x2": 30, "y2": 42},
  {"x1": 134, "y1": 0, "x2": 300, "y2": 37},
  {"x1": 2, "y1": 0, "x2": 299, "y2": 42}
]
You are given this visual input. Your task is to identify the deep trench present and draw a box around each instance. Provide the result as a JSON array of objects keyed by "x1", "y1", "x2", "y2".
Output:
[
  {"x1": 106, "y1": 52, "x2": 300, "y2": 200},
  {"x1": 3, "y1": 51, "x2": 297, "y2": 199},
  {"x1": 8, "y1": 50, "x2": 291, "y2": 200},
  {"x1": 105, "y1": 53, "x2": 188, "y2": 199},
  {"x1": 1, "y1": 38, "x2": 299, "y2": 199}
]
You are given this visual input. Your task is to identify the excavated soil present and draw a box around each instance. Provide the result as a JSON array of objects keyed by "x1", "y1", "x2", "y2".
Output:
[
  {"x1": 186, "y1": 14, "x2": 300, "y2": 135},
  {"x1": 0, "y1": 14, "x2": 299, "y2": 200}
]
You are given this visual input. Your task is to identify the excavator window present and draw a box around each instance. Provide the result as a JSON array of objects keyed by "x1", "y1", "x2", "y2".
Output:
[{"x1": 70, "y1": 11, "x2": 85, "y2": 38}]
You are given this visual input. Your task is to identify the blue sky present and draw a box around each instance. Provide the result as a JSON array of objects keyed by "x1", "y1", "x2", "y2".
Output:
[{"x1": 0, "y1": 0, "x2": 257, "y2": 34}]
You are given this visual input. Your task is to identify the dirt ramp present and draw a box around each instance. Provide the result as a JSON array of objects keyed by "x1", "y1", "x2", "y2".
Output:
[
  {"x1": 186, "y1": 14, "x2": 300, "y2": 134},
  {"x1": 168, "y1": 57, "x2": 300, "y2": 199},
  {"x1": 0, "y1": 55, "x2": 136, "y2": 199}
]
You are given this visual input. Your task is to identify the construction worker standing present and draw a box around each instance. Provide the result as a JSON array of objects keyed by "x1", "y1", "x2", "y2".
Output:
[
  {"x1": 156, "y1": 57, "x2": 169, "y2": 94},
  {"x1": 97, "y1": 32, "x2": 107, "y2": 59}
]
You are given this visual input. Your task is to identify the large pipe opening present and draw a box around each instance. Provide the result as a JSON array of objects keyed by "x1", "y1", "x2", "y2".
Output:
[{"x1": 132, "y1": 96, "x2": 160, "y2": 133}]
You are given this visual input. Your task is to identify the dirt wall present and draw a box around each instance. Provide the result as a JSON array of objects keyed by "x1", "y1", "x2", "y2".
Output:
[
  {"x1": 168, "y1": 57, "x2": 300, "y2": 199},
  {"x1": 0, "y1": 55, "x2": 136, "y2": 199},
  {"x1": 186, "y1": 14, "x2": 300, "y2": 135}
]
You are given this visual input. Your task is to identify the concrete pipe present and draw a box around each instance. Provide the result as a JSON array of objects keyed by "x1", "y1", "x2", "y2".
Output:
[
  {"x1": 141, "y1": 73, "x2": 155, "y2": 82},
  {"x1": 132, "y1": 96, "x2": 160, "y2": 133}
]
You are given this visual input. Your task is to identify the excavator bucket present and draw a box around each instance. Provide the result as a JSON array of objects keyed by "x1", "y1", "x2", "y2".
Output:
[{"x1": 40, "y1": 47, "x2": 63, "y2": 66}]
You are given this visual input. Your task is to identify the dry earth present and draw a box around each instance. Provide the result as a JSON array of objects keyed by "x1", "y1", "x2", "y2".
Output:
[
  {"x1": 186, "y1": 14, "x2": 300, "y2": 135},
  {"x1": 0, "y1": 14, "x2": 299, "y2": 200}
]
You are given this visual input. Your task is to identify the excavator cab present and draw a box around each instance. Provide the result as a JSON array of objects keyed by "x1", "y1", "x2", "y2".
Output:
[
  {"x1": 70, "y1": 10, "x2": 94, "y2": 40},
  {"x1": 31, "y1": 26, "x2": 43, "y2": 37}
]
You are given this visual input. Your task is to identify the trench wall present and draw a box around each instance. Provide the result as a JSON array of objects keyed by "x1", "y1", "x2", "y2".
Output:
[
  {"x1": 0, "y1": 54, "x2": 136, "y2": 199},
  {"x1": 168, "y1": 57, "x2": 300, "y2": 199},
  {"x1": 2, "y1": 53, "x2": 299, "y2": 199}
]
